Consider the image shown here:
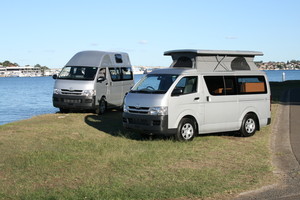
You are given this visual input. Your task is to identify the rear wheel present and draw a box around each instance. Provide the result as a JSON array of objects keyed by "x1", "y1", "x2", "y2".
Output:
[
  {"x1": 175, "y1": 118, "x2": 196, "y2": 141},
  {"x1": 239, "y1": 113, "x2": 257, "y2": 137}
]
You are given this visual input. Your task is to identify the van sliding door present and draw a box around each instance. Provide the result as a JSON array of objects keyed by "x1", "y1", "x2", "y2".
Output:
[{"x1": 203, "y1": 76, "x2": 238, "y2": 132}]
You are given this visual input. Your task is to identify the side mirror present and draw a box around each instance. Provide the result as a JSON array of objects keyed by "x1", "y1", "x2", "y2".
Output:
[
  {"x1": 171, "y1": 88, "x2": 183, "y2": 96},
  {"x1": 97, "y1": 76, "x2": 106, "y2": 82},
  {"x1": 52, "y1": 74, "x2": 58, "y2": 79}
]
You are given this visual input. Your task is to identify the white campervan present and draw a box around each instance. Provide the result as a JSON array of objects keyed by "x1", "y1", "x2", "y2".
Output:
[
  {"x1": 53, "y1": 50, "x2": 134, "y2": 114},
  {"x1": 123, "y1": 49, "x2": 271, "y2": 141}
]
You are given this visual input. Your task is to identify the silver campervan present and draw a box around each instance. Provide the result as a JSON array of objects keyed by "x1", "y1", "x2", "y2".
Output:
[
  {"x1": 53, "y1": 50, "x2": 134, "y2": 114},
  {"x1": 123, "y1": 49, "x2": 271, "y2": 141}
]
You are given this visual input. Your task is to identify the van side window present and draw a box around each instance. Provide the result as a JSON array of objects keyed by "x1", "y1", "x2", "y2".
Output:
[
  {"x1": 174, "y1": 76, "x2": 197, "y2": 94},
  {"x1": 121, "y1": 67, "x2": 133, "y2": 80},
  {"x1": 237, "y1": 76, "x2": 267, "y2": 94},
  {"x1": 204, "y1": 76, "x2": 224, "y2": 95},
  {"x1": 224, "y1": 76, "x2": 237, "y2": 95},
  {"x1": 109, "y1": 68, "x2": 121, "y2": 81}
]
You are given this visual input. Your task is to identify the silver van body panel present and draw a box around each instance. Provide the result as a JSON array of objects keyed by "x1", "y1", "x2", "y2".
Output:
[
  {"x1": 54, "y1": 79, "x2": 94, "y2": 91},
  {"x1": 53, "y1": 50, "x2": 134, "y2": 112}
]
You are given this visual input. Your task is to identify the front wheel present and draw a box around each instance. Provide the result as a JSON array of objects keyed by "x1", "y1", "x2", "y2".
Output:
[
  {"x1": 175, "y1": 118, "x2": 196, "y2": 141},
  {"x1": 97, "y1": 98, "x2": 106, "y2": 115},
  {"x1": 239, "y1": 113, "x2": 257, "y2": 137}
]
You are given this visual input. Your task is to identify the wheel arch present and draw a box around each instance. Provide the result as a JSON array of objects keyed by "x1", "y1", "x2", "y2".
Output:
[
  {"x1": 242, "y1": 111, "x2": 260, "y2": 131},
  {"x1": 180, "y1": 115, "x2": 199, "y2": 134}
]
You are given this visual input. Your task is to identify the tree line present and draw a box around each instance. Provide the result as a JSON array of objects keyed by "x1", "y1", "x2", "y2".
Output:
[{"x1": 0, "y1": 60, "x2": 49, "y2": 70}]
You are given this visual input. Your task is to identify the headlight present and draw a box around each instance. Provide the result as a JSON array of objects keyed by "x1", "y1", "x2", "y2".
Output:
[
  {"x1": 53, "y1": 88, "x2": 62, "y2": 94},
  {"x1": 82, "y1": 90, "x2": 96, "y2": 97},
  {"x1": 149, "y1": 106, "x2": 168, "y2": 115},
  {"x1": 123, "y1": 104, "x2": 129, "y2": 113}
]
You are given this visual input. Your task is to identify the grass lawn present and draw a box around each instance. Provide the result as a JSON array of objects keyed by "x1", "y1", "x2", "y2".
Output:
[{"x1": 0, "y1": 104, "x2": 278, "y2": 200}]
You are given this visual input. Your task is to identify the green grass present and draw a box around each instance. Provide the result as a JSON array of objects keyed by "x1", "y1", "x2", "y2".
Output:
[{"x1": 0, "y1": 107, "x2": 277, "y2": 200}]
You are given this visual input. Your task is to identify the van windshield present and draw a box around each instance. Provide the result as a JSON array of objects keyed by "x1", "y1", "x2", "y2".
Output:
[
  {"x1": 57, "y1": 66, "x2": 98, "y2": 80},
  {"x1": 131, "y1": 74, "x2": 178, "y2": 94}
]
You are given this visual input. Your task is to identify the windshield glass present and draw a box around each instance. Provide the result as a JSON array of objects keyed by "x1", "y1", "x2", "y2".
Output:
[
  {"x1": 58, "y1": 66, "x2": 98, "y2": 80},
  {"x1": 131, "y1": 74, "x2": 178, "y2": 94}
]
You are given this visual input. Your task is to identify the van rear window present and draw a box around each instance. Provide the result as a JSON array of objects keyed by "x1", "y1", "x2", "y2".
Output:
[
  {"x1": 204, "y1": 75, "x2": 267, "y2": 95},
  {"x1": 237, "y1": 76, "x2": 267, "y2": 94}
]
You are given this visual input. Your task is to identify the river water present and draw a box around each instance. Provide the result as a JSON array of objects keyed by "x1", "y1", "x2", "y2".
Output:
[{"x1": 0, "y1": 70, "x2": 300, "y2": 125}]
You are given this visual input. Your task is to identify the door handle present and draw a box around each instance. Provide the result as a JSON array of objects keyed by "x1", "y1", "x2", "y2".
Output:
[
  {"x1": 206, "y1": 96, "x2": 211, "y2": 102},
  {"x1": 194, "y1": 97, "x2": 200, "y2": 101}
]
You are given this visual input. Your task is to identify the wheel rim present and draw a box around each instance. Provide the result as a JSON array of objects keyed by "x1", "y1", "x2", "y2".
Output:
[
  {"x1": 245, "y1": 118, "x2": 255, "y2": 133},
  {"x1": 181, "y1": 123, "x2": 194, "y2": 140}
]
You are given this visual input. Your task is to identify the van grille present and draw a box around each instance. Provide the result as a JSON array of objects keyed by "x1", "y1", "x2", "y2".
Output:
[
  {"x1": 61, "y1": 89, "x2": 83, "y2": 95},
  {"x1": 128, "y1": 106, "x2": 149, "y2": 114}
]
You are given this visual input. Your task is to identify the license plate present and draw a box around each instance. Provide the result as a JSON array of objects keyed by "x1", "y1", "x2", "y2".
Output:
[{"x1": 64, "y1": 99, "x2": 81, "y2": 103}]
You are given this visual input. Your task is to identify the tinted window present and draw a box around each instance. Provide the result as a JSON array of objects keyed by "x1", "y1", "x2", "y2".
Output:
[
  {"x1": 131, "y1": 74, "x2": 178, "y2": 94},
  {"x1": 237, "y1": 76, "x2": 267, "y2": 94},
  {"x1": 173, "y1": 76, "x2": 198, "y2": 95},
  {"x1": 204, "y1": 76, "x2": 224, "y2": 95},
  {"x1": 57, "y1": 66, "x2": 97, "y2": 80},
  {"x1": 115, "y1": 54, "x2": 123, "y2": 63},
  {"x1": 204, "y1": 75, "x2": 266, "y2": 95},
  {"x1": 121, "y1": 67, "x2": 133, "y2": 80},
  {"x1": 109, "y1": 68, "x2": 121, "y2": 81},
  {"x1": 224, "y1": 76, "x2": 237, "y2": 95}
]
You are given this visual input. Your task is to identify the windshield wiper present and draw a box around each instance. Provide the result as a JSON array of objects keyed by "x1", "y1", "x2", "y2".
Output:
[{"x1": 130, "y1": 89, "x2": 166, "y2": 94}]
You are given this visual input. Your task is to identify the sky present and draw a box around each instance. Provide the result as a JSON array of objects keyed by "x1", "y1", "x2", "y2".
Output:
[{"x1": 1, "y1": 0, "x2": 300, "y2": 68}]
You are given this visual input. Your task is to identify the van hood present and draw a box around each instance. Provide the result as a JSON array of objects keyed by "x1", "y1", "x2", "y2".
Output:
[
  {"x1": 54, "y1": 79, "x2": 94, "y2": 90},
  {"x1": 125, "y1": 92, "x2": 167, "y2": 107}
]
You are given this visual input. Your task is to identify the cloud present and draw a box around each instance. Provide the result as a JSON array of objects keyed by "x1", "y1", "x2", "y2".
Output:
[
  {"x1": 138, "y1": 40, "x2": 148, "y2": 45},
  {"x1": 225, "y1": 36, "x2": 238, "y2": 40},
  {"x1": 44, "y1": 49, "x2": 56, "y2": 53},
  {"x1": 90, "y1": 43, "x2": 99, "y2": 46}
]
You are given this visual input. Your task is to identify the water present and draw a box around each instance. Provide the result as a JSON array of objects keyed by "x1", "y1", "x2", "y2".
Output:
[
  {"x1": 0, "y1": 71, "x2": 300, "y2": 125},
  {"x1": 264, "y1": 70, "x2": 300, "y2": 82},
  {"x1": 0, "y1": 77, "x2": 58, "y2": 125}
]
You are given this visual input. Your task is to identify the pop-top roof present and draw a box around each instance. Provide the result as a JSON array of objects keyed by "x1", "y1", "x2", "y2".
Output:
[
  {"x1": 164, "y1": 49, "x2": 263, "y2": 57},
  {"x1": 164, "y1": 49, "x2": 263, "y2": 72}
]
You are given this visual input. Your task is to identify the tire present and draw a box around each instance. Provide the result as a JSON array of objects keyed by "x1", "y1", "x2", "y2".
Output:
[
  {"x1": 97, "y1": 98, "x2": 106, "y2": 115},
  {"x1": 239, "y1": 113, "x2": 257, "y2": 137},
  {"x1": 175, "y1": 118, "x2": 196, "y2": 141}
]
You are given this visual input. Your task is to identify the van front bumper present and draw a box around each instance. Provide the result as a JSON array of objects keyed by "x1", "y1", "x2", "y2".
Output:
[
  {"x1": 53, "y1": 94, "x2": 96, "y2": 110},
  {"x1": 122, "y1": 112, "x2": 176, "y2": 136}
]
